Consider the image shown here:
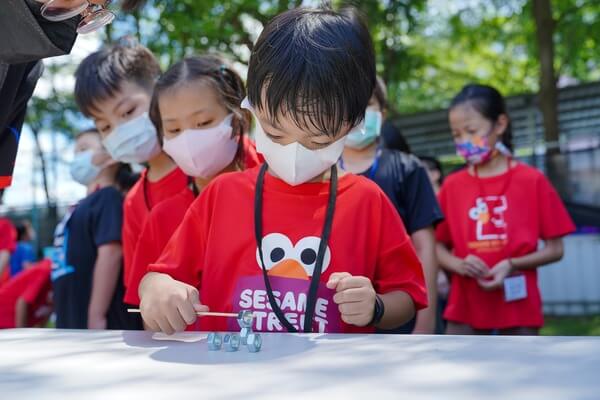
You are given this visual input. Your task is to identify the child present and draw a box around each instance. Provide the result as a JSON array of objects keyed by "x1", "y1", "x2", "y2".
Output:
[
  {"x1": 9, "y1": 220, "x2": 37, "y2": 278},
  {"x1": 51, "y1": 129, "x2": 134, "y2": 329},
  {"x1": 74, "y1": 43, "x2": 188, "y2": 320},
  {"x1": 340, "y1": 77, "x2": 443, "y2": 334},
  {"x1": 139, "y1": 7, "x2": 427, "y2": 335},
  {"x1": 436, "y1": 84, "x2": 575, "y2": 335},
  {"x1": 123, "y1": 55, "x2": 262, "y2": 306}
]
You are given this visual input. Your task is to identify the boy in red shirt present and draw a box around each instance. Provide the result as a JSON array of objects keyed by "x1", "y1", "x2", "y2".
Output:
[
  {"x1": 436, "y1": 84, "x2": 575, "y2": 334},
  {"x1": 139, "y1": 7, "x2": 427, "y2": 335},
  {"x1": 74, "y1": 43, "x2": 188, "y2": 322}
]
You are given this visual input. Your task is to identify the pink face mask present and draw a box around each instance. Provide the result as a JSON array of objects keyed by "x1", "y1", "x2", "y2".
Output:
[{"x1": 162, "y1": 114, "x2": 238, "y2": 178}]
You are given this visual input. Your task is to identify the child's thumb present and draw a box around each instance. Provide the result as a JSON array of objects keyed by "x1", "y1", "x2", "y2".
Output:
[{"x1": 186, "y1": 287, "x2": 209, "y2": 312}]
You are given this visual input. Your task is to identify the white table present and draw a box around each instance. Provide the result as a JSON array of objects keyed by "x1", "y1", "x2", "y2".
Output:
[{"x1": 0, "y1": 329, "x2": 599, "y2": 400}]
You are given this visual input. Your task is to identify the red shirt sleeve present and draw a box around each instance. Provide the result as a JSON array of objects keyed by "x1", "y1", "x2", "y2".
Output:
[
  {"x1": 20, "y1": 262, "x2": 51, "y2": 304},
  {"x1": 125, "y1": 217, "x2": 158, "y2": 305},
  {"x1": 537, "y1": 173, "x2": 576, "y2": 239},
  {"x1": 0, "y1": 219, "x2": 17, "y2": 252},
  {"x1": 148, "y1": 194, "x2": 212, "y2": 289},
  {"x1": 434, "y1": 185, "x2": 452, "y2": 246},
  {"x1": 374, "y1": 192, "x2": 428, "y2": 311},
  {"x1": 122, "y1": 185, "x2": 143, "y2": 286}
]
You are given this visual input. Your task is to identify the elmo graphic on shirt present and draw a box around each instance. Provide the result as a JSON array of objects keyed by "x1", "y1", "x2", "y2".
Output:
[
  {"x1": 229, "y1": 233, "x2": 341, "y2": 333},
  {"x1": 469, "y1": 196, "x2": 508, "y2": 241}
]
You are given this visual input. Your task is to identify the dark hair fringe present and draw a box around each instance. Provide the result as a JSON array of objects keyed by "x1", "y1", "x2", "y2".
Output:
[
  {"x1": 247, "y1": 6, "x2": 376, "y2": 137},
  {"x1": 450, "y1": 83, "x2": 514, "y2": 151},
  {"x1": 74, "y1": 43, "x2": 161, "y2": 117},
  {"x1": 148, "y1": 55, "x2": 250, "y2": 169}
]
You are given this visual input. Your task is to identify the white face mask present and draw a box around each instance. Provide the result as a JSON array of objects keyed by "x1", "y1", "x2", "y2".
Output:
[
  {"x1": 70, "y1": 150, "x2": 101, "y2": 186},
  {"x1": 345, "y1": 108, "x2": 383, "y2": 150},
  {"x1": 241, "y1": 98, "x2": 346, "y2": 186},
  {"x1": 102, "y1": 112, "x2": 161, "y2": 164},
  {"x1": 162, "y1": 115, "x2": 238, "y2": 178}
]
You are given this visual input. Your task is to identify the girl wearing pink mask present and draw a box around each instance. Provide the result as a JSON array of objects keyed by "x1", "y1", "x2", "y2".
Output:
[
  {"x1": 435, "y1": 84, "x2": 574, "y2": 335},
  {"x1": 122, "y1": 55, "x2": 261, "y2": 307}
]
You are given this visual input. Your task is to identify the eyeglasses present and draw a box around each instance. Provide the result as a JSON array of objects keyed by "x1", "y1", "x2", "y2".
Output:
[{"x1": 40, "y1": 0, "x2": 115, "y2": 34}]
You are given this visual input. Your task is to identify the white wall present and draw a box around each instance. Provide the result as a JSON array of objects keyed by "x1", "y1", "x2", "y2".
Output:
[{"x1": 539, "y1": 234, "x2": 600, "y2": 315}]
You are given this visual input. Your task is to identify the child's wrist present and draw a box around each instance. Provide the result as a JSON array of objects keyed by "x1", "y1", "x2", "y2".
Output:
[{"x1": 368, "y1": 294, "x2": 385, "y2": 327}]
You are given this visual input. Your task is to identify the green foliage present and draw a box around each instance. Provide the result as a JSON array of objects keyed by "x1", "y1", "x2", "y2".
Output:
[
  {"x1": 542, "y1": 316, "x2": 600, "y2": 336},
  {"x1": 29, "y1": 0, "x2": 600, "y2": 135}
]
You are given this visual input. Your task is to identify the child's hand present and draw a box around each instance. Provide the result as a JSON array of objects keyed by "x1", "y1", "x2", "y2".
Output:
[
  {"x1": 457, "y1": 254, "x2": 489, "y2": 278},
  {"x1": 87, "y1": 313, "x2": 107, "y2": 330},
  {"x1": 139, "y1": 272, "x2": 209, "y2": 335},
  {"x1": 327, "y1": 272, "x2": 376, "y2": 327},
  {"x1": 478, "y1": 259, "x2": 513, "y2": 290}
]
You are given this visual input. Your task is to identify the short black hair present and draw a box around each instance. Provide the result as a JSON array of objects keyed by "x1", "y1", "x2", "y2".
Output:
[
  {"x1": 74, "y1": 43, "x2": 161, "y2": 117},
  {"x1": 450, "y1": 84, "x2": 513, "y2": 151},
  {"x1": 15, "y1": 221, "x2": 29, "y2": 242},
  {"x1": 419, "y1": 155, "x2": 442, "y2": 173},
  {"x1": 247, "y1": 7, "x2": 376, "y2": 137}
]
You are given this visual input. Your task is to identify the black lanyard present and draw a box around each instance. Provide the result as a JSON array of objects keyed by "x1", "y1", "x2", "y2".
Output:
[{"x1": 254, "y1": 163, "x2": 338, "y2": 333}]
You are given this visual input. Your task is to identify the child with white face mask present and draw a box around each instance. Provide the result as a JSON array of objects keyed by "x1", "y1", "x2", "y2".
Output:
[
  {"x1": 74, "y1": 43, "x2": 189, "y2": 327},
  {"x1": 54, "y1": 129, "x2": 136, "y2": 330},
  {"x1": 340, "y1": 77, "x2": 444, "y2": 334},
  {"x1": 139, "y1": 7, "x2": 427, "y2": 335},
  {"x1": 122, "y1": 55, "x2": 261, "y2": 307}
]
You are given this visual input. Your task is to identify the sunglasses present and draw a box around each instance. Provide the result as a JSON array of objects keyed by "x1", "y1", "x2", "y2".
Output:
[{"x1": 40, "y1": 0, "x2": 115, "y2": 34}]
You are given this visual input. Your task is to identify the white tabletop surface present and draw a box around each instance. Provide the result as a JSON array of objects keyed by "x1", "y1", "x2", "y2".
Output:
[{"x1": 0, "y1": 329, "x2": 599, "y2": 400}]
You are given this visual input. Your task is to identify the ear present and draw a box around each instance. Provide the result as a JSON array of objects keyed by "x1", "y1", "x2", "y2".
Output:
[{"x1": 494, "y1": 114, "x2": 509, "y2": 141}]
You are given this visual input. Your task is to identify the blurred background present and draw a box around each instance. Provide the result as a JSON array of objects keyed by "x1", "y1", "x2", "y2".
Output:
[{"x1": 1, "y1": 0, "x2": 599, "y2": 334}]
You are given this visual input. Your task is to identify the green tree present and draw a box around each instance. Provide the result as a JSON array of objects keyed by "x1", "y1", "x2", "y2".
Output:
[{"x1": 424, "y1": 0, "x2": 600, "y2": 144}]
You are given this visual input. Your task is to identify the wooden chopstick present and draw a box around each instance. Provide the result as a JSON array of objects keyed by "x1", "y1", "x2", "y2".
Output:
[{"x1": 127, "y1": 309, "x2": 238, "y2": 318}]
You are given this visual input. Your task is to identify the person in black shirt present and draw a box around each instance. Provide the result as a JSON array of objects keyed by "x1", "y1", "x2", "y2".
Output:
[
  {"x1": 341, "y1": 77, "x2": 443, "y2": 334},
  {"x1": 52, "y1": 128, "x2": 137, "y2": 329}
]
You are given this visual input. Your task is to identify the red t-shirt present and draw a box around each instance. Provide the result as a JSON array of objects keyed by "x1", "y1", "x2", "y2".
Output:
[
  {"x1": 436, "y1": 163, "x2": 575, "y2": 329},
  {"x1": 0, "y1": 260, "x2": 52, "y2": 328},
  {"x1": 0, "y1": 218, "x2": 17, "y2": 286},
  {"x1": 122, "y1": 166, "x2": 188, "y2": 293},
  {"x1": 149, "y1": 166, "x2": 427, "y2": 334},
  {"x1": 124, "y1": 137, "x2": 263, "y2": 305}
]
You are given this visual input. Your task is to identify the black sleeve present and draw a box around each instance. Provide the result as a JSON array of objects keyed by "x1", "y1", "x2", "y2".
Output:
[
  {"x1": 0, "y1": 61, "x2": 43, "y2": 188},
  {"x1": 401, "y1": 155, "x2": 444, "y2": 234},
  {"x1": 92, "y1": 188, "x2": 124, "y2": 247}
]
